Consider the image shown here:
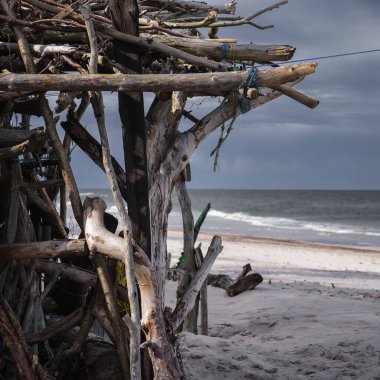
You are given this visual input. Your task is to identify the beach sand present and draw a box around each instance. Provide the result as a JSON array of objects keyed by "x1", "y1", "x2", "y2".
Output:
[{"x1": 166, "y1": 230, "x2": 380, "y2": 379}]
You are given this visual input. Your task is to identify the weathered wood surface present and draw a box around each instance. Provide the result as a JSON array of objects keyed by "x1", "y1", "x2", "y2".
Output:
[
  {"x1": 0, "y1": 64, "x2": 317, "y2": 92},
  {"x1": 0, "y1": 128, "x2": 43, "y2": 147},
  {"x1": 0, "y1": 239, "x2": 86, "y2": 261},
  {"x1": 150, "y1": 35, "x2": 295, "y2": 62}
]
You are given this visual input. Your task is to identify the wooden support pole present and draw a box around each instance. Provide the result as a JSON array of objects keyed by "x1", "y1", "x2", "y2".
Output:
[
  {"x1": 172, "y1": 236, "x2": 223, "y2": 330},
  {"x1": 0, "y1": 63, "x2": 317, "y2": 92}
]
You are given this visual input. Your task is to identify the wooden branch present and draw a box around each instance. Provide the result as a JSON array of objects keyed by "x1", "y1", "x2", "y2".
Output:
[
  {"x1": 64, "y1": 307, "x2": 94, "y2": 356},
  {"x1": 149, "y1": 35, "x2": 295, "y2": 63},
  {"x1": 83, "y1": 197, "x2": 182, "y2": 379},
  {"x1": 0, "y1": 131, "x2": 47, "y2": 159},
  {"x1": 93, "y1": 254, "x2": 131, "y2": 380},
  {"x1": 175, "y1": 180, "x2": 196, "y2": 332},
  {"x1": 22, "y1": 178, "x2": 65, "y2": 191},
  {"x1": 83, "y1": 7, "x2": 142, "y2": 374},
  {"x1": 0, "y1": 239, "x2": 86, "y2": 261},
  {"x1": 34, "y1": 259, "x2": 130, "y2": 303},
  {"x1": 270, "y1": 84, "x2": 320, "y2": 109},
  {"x1": 0, "y1": 295, "x2": 53, "y2": 380},
  {"x1": 0, "y1": 41, "x2": 77, "y2": 56},
  {"x1": 26, "y1": 307, "x2": 84, "y2": 344},
  {"x1": 0, "y1": 300, "x2": 36, "y2": 380},
  {"x1": 22, "y1": 182, "x2": 68, "y2": 239},
  {"x1": 172, "y1": 236, "x2": 223, "y2": 330},
  {"x1": 140, "y1": 0, "x2": 236, "y2": 14},
  {"x1": 194, "y1": 247, "x2": 208, "y2": 335},
  {"x1": 61, "y1": 116, "x2": 128, "y2": 197},
  {"x1": 0, "y1": 127, "x2": 42, "y2": 147},
  {"x1": 0, "y1": 63, "x2": 317, "y2": 92}
]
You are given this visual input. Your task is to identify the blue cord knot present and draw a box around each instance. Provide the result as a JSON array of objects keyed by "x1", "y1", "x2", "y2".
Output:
[{"x1": 238, "y1": 66, "x2": 259, "y2": 114}]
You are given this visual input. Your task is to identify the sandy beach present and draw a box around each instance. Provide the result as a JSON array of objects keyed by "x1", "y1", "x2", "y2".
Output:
[{"x1": 166, "y1": 230, "x2": 380, "y2": 379}]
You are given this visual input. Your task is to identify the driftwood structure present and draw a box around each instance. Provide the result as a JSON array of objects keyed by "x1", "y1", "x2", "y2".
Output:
[{"x1": 0, "y1": 0, "x2": 318, "y2": 378}]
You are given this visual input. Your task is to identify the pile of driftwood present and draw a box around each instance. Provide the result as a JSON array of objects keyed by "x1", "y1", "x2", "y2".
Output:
[{"x1": 0, "y1": 0, "x2": 318, "y2": 378}]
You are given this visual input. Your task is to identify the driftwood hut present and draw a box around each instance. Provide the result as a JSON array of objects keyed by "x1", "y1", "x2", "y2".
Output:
[{"x1": 0, "y1": 0, "x2": 318, "y2": 378}]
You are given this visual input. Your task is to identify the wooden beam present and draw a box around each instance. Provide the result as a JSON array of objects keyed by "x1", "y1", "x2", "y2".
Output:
[{"x1": 0, "y1": 63, "x2": 317, "y2": 92}]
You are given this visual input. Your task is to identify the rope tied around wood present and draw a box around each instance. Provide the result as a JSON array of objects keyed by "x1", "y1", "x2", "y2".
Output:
[
  {"x1": 238, "y1": 66, "x2": 259, "y2": 114},
  {"x1": 220, "y1": 43, "x2": 236, "y2": 61}
]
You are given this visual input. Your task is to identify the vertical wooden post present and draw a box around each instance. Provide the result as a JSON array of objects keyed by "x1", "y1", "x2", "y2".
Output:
[
  {"x1": 195, "y1": 247, "x2": 208, "y2": 336},
  {"x1": 109, "y1": 0, "x2": 151, "y2": 258}
]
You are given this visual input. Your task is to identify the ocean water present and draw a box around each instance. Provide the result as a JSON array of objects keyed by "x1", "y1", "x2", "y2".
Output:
[{"x1": 75, "y1": 189, "x2": 380, "y2": 247}]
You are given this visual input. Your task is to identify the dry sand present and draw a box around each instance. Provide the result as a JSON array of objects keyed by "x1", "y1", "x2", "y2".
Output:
[{"x1": 166, "y1": 230, "x2": 380, "y2": 380}]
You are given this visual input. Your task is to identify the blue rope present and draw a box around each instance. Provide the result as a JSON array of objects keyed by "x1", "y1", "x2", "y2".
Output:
[
  {"x1": 221, "y1": 43, "x2": 229, "y2": 60},
  {"x1": 239, "y1": 66, "x2": 259, "y2": 114},
  {"x1": 236, "y1": 48, "x2": 380, "y2": 114}
]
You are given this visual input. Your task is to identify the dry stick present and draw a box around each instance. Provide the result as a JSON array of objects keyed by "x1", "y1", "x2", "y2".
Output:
[
  {"x1": 0, "y1": 303, "x2": 35, "y2": 380},
  {"x1": 161, "y1": 0, "x2": 287, "y2": 29},
  {"x1": 26, "y1": 307, "x2": 84, "y2": 344},
  {"x1": 64, "y1": 307, "x2": 94, "y2": 356},
  {"x1": 0, "y1": 64, "x2": 317, "y2": 92},
  {"x1": 80, "y1": 6, "x2": 141, "y2": 379},
  {"x1": 0, "y1": 239, "x2": 87, "y2": 261},
  {"x1": 175, "y1": 180, "x2": 196, "y2": 332},
  {"x1": 172, "y1": 236, "x2": 223, "y2": 330},
  {"x1": 21, "y1": 0, "x2": 229, "y2": 71},
  {"x1": 0, "y1": 131, "x2": 47, "y2": 159},
  {"x1": 0, "y1": 295, "x2": 53, "y2": 380},
  {"x1": 61, "y1": 116, "x2": 128, "y2": 196},
  {"x1": 93, "y1": 255, "x2": 131, "y2": 379},
  {"x1": 34, "y1": 259, "x2": 130, "y2": 303},
  {"x1": 0, "y1": 0, "x2": 84, "y2": 232},
  {"x1": 194, "y1": 247, "x2": 208, "y2": 336}
]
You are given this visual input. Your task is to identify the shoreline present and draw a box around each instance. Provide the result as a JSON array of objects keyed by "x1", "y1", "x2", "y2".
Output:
[{"x1": 168, "y1": 227, "x2": 380, "y2": 254}]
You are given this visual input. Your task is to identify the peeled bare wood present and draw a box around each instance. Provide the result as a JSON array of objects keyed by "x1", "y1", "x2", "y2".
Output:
[
  {"x1": 0, "y1": 41, "x2": 77, "y2": 56},
  {"x1": 0, "y1": 63, "x2": 317, "y2": 93},
  {"x1": 270, "y1": 84, "x2": 320, "y2": 109},
  {"x1": 83, "y1": 197, "x2": 182, "y2": 379}
]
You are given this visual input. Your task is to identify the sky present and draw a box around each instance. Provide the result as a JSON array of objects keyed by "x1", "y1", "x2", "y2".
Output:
[{"x1": 69, "y1": 0, "x2": 380, "y2": 190}]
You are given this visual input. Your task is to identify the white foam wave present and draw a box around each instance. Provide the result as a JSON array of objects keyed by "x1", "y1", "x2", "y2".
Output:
[
  {"x1": 80, "y1": 192, "x2": 95, "y2": 196},
  {"x1": 208, "y1": 209, "x2": 379, "y2": 237}
]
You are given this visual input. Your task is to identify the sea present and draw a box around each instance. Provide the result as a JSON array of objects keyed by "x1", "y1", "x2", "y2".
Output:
[{"x1": 75, "y1": 189, "x2": 380, "y2": 247}]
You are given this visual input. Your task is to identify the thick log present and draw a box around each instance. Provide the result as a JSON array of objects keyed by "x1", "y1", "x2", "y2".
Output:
[
  {"x1": 0, "y1": 131, "x2": 47, "y2": 159},
  {"x1": 0, "y1": 127, "x2": 42, "y2": 147},
  {"x1": 151, "y1": 35, "x2": 295, "y2": 63},
  {"x1": 207, "y1": 268, "x2": 263, "y2": 297},
  {"x1": 0, "y1": 239, "x2": 86, "y2": 261},
  {"x1": 0, "y1": 64, "x2": 317, "y2": 92}
]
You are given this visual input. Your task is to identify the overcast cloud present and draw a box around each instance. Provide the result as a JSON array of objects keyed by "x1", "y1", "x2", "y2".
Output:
[{"x1": 70, "y1": 0, "x2": 380, "y2": 190}]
